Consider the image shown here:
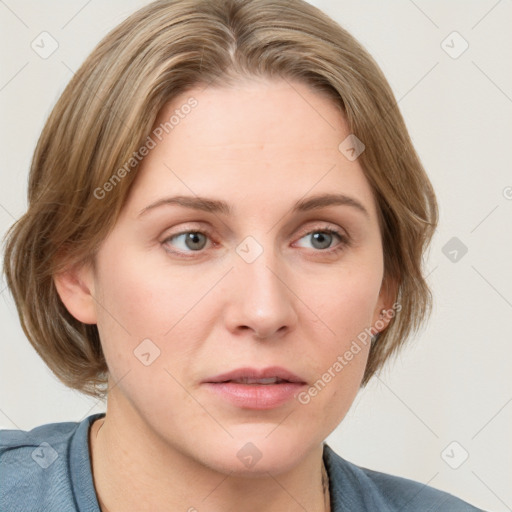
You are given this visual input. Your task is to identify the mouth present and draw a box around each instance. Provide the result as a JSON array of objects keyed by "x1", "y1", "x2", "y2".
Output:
[
  {"x1": 202, "y1": 367, "x2": 307, "y2": 409},
  {"x1": 203, "y1": 366, "x2": 306, "y2": 385},
  {"x1": 219, "y1": 377, "x2": 291, "y2": 385}
]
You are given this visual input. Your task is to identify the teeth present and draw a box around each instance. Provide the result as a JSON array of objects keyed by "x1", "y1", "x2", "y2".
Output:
[{"x1": 230, "y1": 377, "x2": 284, "y2": 384}]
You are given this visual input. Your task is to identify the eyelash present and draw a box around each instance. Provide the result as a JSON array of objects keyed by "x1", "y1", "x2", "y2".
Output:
[{"x1": 162, "y1": 224, "x2": 349, "y2": 259}]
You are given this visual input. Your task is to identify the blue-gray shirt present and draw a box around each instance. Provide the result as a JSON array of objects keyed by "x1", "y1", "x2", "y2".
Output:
[{"x1": 0, "y1": 413, "x2": 485, "y2": 511}]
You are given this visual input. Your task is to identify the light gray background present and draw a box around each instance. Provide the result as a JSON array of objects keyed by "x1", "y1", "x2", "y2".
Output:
[{"x1": 1, "y1": 1, "x2": 511, "y2": 510}]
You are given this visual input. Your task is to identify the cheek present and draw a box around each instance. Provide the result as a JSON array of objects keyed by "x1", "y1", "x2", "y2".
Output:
[
  {"x1": 295, "y1": 260, "x2": 381, "y2": 414},
  {"x1": 306, "y1": 262, "x2": 383, "y2": 345},
  {"x1": 94, "y1": 244, "x2": 195, "y2": 334},
  {"x1": 92, "y1": 245, "x2": 218, "y2": 375}
]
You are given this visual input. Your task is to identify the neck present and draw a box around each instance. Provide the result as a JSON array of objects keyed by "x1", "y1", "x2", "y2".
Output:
[{"x1": 89, "y1": 393, "x2": 330, "y2": 512}]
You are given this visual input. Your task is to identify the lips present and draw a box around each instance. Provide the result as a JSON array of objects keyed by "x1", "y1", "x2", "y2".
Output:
[
  {"x1": 203, "y1": 366, "x2": 306, "y2": 385},
  {"x1": 202, "y1": 367, "x2": 307, "y2": 409}
]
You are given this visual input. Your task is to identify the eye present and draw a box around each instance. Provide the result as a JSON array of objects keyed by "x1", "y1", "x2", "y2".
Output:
[
  {"x1": 162, "y1": 225, "x2": 348, "y2": 258},
  {"x1": 164, "y1": 231, "x2": 210, "y2": 253},
  {"x1": 295, "y1": 228, "x2": 346, "y2": 252}
]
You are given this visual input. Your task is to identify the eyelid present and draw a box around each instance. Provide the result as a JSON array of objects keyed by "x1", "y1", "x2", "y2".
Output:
[
  {"x1": 162, "y1": 222, "x2": 215, "y2": 239},
  {"x1": 295, "y1": 221, "x2": 347, "y2": 240}
]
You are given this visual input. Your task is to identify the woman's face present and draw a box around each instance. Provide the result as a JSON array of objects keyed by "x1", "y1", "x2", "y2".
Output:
[{"x1": 80, "y1": 78, "x2": 391, "y2": 474}]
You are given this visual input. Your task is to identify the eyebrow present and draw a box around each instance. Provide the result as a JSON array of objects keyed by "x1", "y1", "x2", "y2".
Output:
[{"x1": 138, "y1": 192, "x2": 369, "y2": 218}]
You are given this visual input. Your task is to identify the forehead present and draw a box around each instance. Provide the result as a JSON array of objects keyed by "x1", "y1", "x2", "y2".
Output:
[
  {"x1": 124, "y1": 78, "x2": 378, "y2": 219},
  {"x1": 156, "y1": 78, "x2": 345, "y2": 157}
]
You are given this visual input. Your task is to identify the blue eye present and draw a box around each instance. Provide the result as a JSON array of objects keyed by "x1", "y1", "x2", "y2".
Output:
[
  {"x1": 165, "y1": 232, "x2": 209, "y2": 252},
  {"x1": 162, "y1": 226, "x2": 347, "y2": 258},
  {"x1": 295, "y1": 229, "x2": 344, "y2": 251}
]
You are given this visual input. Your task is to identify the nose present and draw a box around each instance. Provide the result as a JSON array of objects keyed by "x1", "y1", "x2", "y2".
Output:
[{"x1": 223, "y1": 245, "x2": 298, "y2": 340}]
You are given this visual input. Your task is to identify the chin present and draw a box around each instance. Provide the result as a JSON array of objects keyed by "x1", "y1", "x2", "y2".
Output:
[{"x1": 191, "y1": 428, "x2": 319, "y2": 477}]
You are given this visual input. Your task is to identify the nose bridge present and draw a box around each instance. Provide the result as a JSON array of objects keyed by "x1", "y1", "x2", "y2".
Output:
[{"x1": 227, "y1": 234, "x2": 297, "y2": 338}]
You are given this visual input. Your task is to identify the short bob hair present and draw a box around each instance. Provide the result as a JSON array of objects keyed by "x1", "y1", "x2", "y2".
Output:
[{"x1": 3, "y1": 0, "x2": 437, "y2": 398}]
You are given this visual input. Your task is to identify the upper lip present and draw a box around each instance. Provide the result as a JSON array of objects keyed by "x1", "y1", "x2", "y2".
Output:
[{"x1": 202, "y1": 366, "x2": 306, "y2": 384}]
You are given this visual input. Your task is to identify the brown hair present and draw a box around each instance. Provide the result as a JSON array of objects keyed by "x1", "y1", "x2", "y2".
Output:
[{"x1": 2, "y1": 0, "x2": 437, "y2": 398}]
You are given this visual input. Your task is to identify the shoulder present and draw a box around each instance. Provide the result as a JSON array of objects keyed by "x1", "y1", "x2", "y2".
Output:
[
  {"x1": 0, "y1": 414, "x2": 103, "y2": 512},
  {"x1": 322, "y1": 444, "x2": 486, "y2": 512}
]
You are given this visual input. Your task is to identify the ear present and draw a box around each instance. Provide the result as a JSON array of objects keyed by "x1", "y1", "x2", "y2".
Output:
[
  {"x1": 371, "y1": 275, "x2": 399, "y2": 334},
  {"x1": 53, "y1": 260, "x2": 98, "y2": 325}
]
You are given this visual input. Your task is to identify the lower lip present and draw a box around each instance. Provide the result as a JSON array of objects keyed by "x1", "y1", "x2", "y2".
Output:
[{"x1": 202, "y1": 382, "x2": 306, "y2": 409}]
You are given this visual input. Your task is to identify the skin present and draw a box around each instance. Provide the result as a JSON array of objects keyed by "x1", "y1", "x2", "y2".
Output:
[{"x1": 55, "y1": 77, "x2": 394, "y2": 512}]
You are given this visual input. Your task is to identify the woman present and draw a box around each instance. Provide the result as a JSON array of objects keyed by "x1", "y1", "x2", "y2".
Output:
[{"x1": 1, "y1": 0, "x2": 486, "y2": 510}]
